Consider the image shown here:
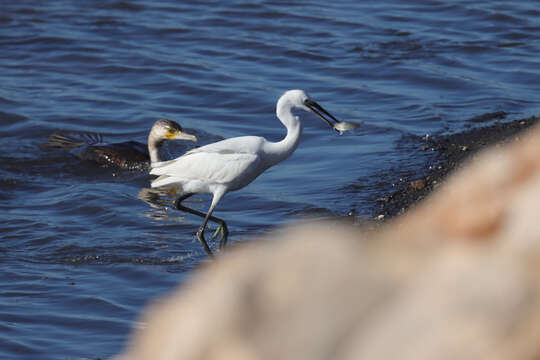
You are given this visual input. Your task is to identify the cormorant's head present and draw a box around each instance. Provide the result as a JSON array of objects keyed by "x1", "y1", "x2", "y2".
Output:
[{"x1": 152, "y1": 119, "x2": 197, "y2": 142}]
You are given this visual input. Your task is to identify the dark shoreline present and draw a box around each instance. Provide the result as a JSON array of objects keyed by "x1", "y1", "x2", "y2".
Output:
[{"x1": 375, "y1": 114, "x2": 540, "y2": 219}]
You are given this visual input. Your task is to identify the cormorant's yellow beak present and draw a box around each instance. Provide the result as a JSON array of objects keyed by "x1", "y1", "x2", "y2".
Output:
[{"x1": 167, "y1": 130, "x2": 197, "y2": 142}]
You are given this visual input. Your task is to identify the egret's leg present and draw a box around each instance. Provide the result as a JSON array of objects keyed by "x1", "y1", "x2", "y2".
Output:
[
  {"x1": 173, "y1": 193, "x2": 229, "y2": 256},
  {"x1": 196, "y1": 206, "x2": 219, "y2": 258},
  {"x1": 174, "y1": 193, "x2": 195, "y2": 207},
  {"x1": 196, "y1": 190, "x2": 227, "y2": 257},
  {"x1": 173, "y1": 193, "x2": 213, "y2": 257},
  {"x1": 174, "y1": 194, "x2": 228, "y2": 243},
  {"x1": 173, "y1": 194, "x2": 224, "y2": 226}
]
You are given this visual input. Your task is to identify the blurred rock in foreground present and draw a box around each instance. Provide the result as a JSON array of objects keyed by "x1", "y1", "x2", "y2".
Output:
[{"x1": 115, "y1": 123, "x2": 540, "y2": 360}]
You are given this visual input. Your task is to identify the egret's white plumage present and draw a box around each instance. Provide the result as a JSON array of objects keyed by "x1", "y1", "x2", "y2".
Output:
[{"x1": 150, "y1": 89, "x2": 340, "y2": 257}]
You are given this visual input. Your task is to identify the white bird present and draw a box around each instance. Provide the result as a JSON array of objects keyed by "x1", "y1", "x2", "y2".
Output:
[{"x1": 150, "y1": 89, "x2": 341, "y2": 257}]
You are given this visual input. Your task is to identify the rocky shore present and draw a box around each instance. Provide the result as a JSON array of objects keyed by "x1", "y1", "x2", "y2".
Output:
[{"x1": 376, "y1": 114, "x2": 540, "y2": 218}]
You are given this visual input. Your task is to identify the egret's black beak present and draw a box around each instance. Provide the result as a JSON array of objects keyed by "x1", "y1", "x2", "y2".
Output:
[{"x1": 304, "y1": 99, "x2": 340, "y2": 130}]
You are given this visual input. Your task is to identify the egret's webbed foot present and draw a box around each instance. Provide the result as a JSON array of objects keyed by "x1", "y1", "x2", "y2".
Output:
[{"x1": 212, "y1": 221, "x2": 229, "y2": 249}]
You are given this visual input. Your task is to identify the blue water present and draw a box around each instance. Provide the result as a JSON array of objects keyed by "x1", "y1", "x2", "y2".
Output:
[{"x1": 2, "y1": 1, "x2": 540, "y2": 358}]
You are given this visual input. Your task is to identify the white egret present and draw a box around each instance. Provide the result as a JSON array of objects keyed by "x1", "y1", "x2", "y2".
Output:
[
  {"x1": 46, "y1": 119, "x2": 197, "y2": 171},
  {"x1": 150, "y1": 90, "x2": 342, "y2": 257}
]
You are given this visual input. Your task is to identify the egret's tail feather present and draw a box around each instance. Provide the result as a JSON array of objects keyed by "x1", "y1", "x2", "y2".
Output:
[
  {"x1": 45, "y1": 131, "x2": 103, "y2": 150},
  {"x1": 150, "y1": 158, "x2": 176, "y2": 169},
  {"x1": 151, "y1": 175, "x2": 184, "y2": 190}
]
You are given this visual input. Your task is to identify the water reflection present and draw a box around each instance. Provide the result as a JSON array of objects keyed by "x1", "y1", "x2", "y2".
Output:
[{"x1": 137, "y1": 187, "x2": 171, "y2": 210}]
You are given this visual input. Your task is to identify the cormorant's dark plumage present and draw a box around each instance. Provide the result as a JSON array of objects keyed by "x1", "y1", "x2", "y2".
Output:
[{"x1": 46, "y1": 119, "x2": 197, "y2": 171}]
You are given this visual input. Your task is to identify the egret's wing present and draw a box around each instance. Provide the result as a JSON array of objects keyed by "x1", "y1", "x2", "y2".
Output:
[
  {"x1": 151, "y1": 150, "x2": 260, "y2": 184},
  {"x1": 189, "y1": 136, "x2": 264, "y2": 156},
  {"x1": 152, "y1": 136, "x2": 264, "y2": 174},
  {"x1": 150, "y1": 135, "x2": 267, "y2": 190}
]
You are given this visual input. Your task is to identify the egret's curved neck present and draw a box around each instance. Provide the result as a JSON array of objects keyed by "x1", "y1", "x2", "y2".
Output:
[
  {"x1": 147, "y1": 132, "x2": 163, "y2": 163},
  {"x1": 265, "y1": 100, "x2": 303, "y2": 166}
]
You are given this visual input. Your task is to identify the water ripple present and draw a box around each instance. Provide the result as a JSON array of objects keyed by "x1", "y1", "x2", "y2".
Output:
[{"x1": 2, "y1": 1, "x2": 540, "y2": 359}]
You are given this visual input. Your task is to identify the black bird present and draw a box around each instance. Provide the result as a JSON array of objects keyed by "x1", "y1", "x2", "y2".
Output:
[{"x1": 46, "y1": 119, "x2": 197, "y2": 171}]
